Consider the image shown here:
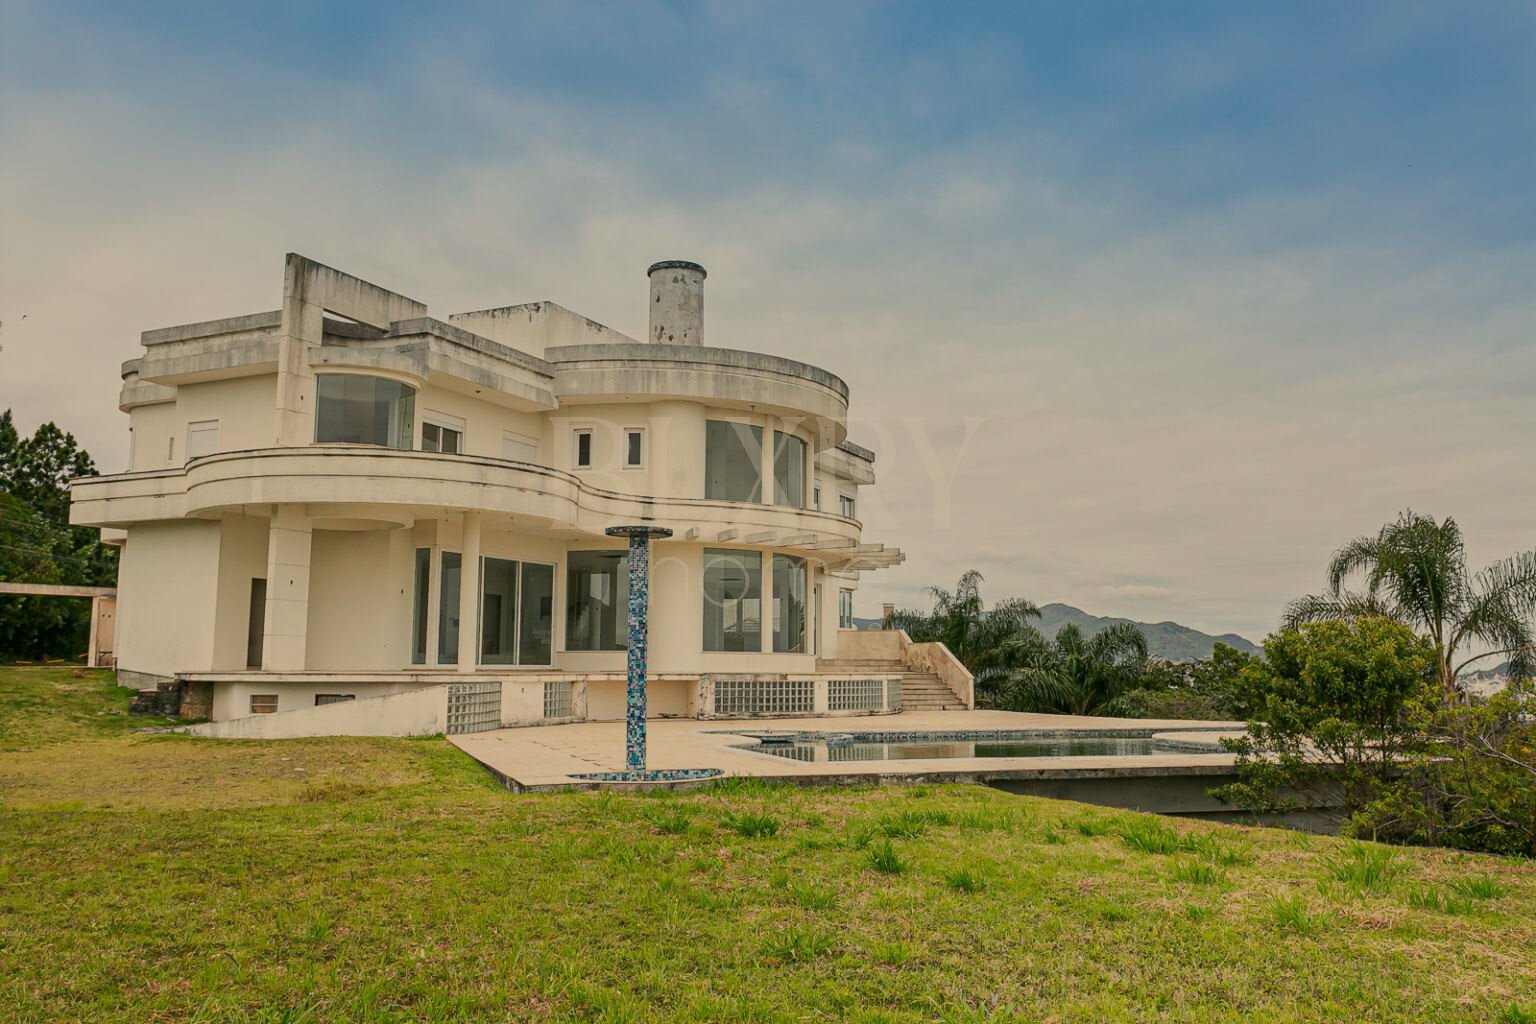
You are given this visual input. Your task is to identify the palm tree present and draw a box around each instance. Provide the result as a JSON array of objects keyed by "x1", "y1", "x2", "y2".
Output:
[
  {"x1": 1285, "y1": 511, "x2": 1536, "y2": 695},
  {"x1": 887, "y1": 570, "x2": 1041, "y2": 701},
  {"x1": 995, "y1": 622, "x2": 1151, "y2": 716}
]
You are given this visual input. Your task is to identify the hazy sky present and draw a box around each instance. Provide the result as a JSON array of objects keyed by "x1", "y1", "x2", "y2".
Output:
[{"x1": 2, "y1": 1, "x2": 1532, "y2": 642}]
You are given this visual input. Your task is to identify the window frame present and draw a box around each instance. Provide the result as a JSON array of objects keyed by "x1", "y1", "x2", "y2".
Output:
[
  {"x1": 839, "y1": 588, "x2": 855, "y2": 629},
  {"x1": 572, "y1": 427, "x2": 594, "y2": 470},
  {"x1": 564, "y1": 549, "x2": 629, "y2": 652},
  {"x1": 420, "y1": 411, "x2": 465, "y2": 455},
  {"x1": 702, "y1": 546, "x2": 765, "y2": 653},
  {"x1": 185, "y1": 419, "x2": 220, "y2": 459},
  {"x1": 839, "y1": 493, "x2": 856, "y2": 519},
  {"x1": 313, "y1": 372, "x2": 416, "y2": 450},
  {"x1": 623, "y1": 426, "x2": 646, "y2": 470},
  {"x1": 477, "y1": 554, "x2": 557, "y2": 667},
  {"x1": 704, "y1": 419, "x2": 764, "y2": 503},
  {"x1": 250, "y1": 694, "x2": 279, "y2": 715}
]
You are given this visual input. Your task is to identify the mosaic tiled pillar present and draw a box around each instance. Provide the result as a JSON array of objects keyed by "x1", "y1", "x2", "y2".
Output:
[{"x1": 604, "y1": 525, "x2": 673, "y2": 772}]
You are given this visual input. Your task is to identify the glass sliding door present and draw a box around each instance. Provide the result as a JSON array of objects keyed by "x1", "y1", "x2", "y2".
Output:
[
  {"x1": 479, "y1": 557, "x2": 520, "y2": 665},
  {"x1": 518, "y1": 562, "x2": 555, "y2": 665},
  {"x1": 772, "y1": 554, "x2": 808, "y2": 653},
  {"x1": 411, "y1": 548, "x2": 430, "y2": 665},
  {"x1": 437, "y1": 551, "x2": 461, "y2": 665}
]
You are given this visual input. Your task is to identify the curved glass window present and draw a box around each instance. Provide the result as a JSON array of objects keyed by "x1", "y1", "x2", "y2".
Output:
[
  {"x1": 704, "y1": 547, "x2": 762, "y2": 652},
  {"x1": 315, "y1": 375, "x2": 415, "y2": 448}
]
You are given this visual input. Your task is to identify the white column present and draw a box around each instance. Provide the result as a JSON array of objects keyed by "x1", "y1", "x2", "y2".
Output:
[
  {"x1": 262, "y1": 504, "x2": 313, "y2": 670},
  {"x1": 457, "y1": 511, "x2": 481, "y2": 672}
]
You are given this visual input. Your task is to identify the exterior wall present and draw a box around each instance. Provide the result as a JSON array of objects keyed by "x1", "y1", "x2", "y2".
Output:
[
  {"x1": 174, "y1": 375, "x2": 278, "y2": 454},
  {"x1": 411, "y1": 383, "x2": 547, "y2": 462},
  {"x1": 127, "y1": 402, "x2": 178, "y2": 471},
  {"x1": 211, "y1": 678, "x2": 430, "y2": 719},
  {"x1": 200, "y1": 683, "x2": 446, "y2": 736},
  {"x1": 305, "y1": 529, "x2": 409, "y2": 671},
  {"x1": 115, "y1": 520, "x2": 222, "y2": 678},
  {"x1": 211, "y1": 515, "x2": 270, "y2": 669}
]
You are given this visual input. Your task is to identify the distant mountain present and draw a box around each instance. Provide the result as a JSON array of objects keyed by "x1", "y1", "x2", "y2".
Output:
[
  {"x1": 1033, "y1": 604, "x2": 1259, "y2": 662},
  {"x1": 855, "y1": 603, "x2": 1260, "y2": 662}
]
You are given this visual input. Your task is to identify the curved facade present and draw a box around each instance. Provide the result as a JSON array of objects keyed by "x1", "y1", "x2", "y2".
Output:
[{"x1": 72, "y1": 254, "x2": 949, "y2": 727}]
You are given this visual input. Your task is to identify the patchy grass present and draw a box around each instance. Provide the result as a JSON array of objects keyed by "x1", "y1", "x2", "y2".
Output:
[{"x1": 1, "y1": 666, "x2": 1535, "y2": 1022}]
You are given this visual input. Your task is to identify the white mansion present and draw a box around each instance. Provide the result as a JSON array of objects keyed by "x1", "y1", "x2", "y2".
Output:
[{"x1": 70, "y1": 254, "x2": 969, "y2": 733}]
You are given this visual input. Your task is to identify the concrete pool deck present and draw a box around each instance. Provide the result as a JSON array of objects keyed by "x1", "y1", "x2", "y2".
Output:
[{"x1": 450, "y1": 709, "x2": 1247, "y2": 793}]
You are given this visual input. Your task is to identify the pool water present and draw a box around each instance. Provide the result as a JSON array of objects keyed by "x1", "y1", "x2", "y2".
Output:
[{"x1": 751, "y1": 736, "x2": 1161, "y2": 763}]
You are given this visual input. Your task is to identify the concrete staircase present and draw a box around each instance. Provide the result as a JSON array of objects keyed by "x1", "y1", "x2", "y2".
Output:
[{"x1": 815, "y1": 658, "x2": 968, "y2": 712}]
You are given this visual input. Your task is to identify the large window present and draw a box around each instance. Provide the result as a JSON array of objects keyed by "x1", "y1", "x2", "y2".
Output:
[
  {"x1": 703, "y1": 548, "x2": 762, "y2": 652},
  {"x1": 773, "y1": 431, "x2": 806, "y2": 508},
  {"x1": 480, "y1": 557, "x2": 519, "y2": 665},
  {"x1": 839, "y1": 588, "x2": 854, "y2": 629},
  {"x1": 772, "y1": 554, "x2": 807, "y2": 653},
  {"x1": 315, "y1": 375, "x2": 415, "y2": 448},
  {"x1": 437, "y1": 551, "x2": 461, "y2": 664},
  {"x1": 839, "y1": 493, "x2": 856, "y2": 519},
  {"x1": 566, "y1": 550, "x2": 628, "y2": 651},
  {"x1": 411, "y1": 548, "x2": 430, "y2": 665},
  {"x1": 479, "y1": 557, "x2": 554, "y2": 666},
  {"x1": 705, "y1": 421, "x2": 763, "y2": 502},
  {"x1": 517, "y1": 562, "x2": 554, "y2": 665}
]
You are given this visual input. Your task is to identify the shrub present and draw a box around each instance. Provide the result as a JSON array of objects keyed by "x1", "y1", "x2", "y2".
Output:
[
  {"x1": 1171, "y1": 860, "x2": 1224, "y2": 885},
  {"x1": 1450, "y1": 876, "x2": 1507, "y2": 901},
  {"x1": 1117, "y1": 819, "x2": 1182, "y2": 855},
  {"x1": 1269, "y1": 895, "x2": 1322, "y2": 935},
  {"x1": 1326, "y1": 843, "x2": 1400, "y2": 894},
  {"x1": 1406, "y1": 886, "x2": 1474, "y2": 915},
  {"x1": 761, "y1": 926, "x2": 834, "y2": 962},
  {"x1": 721, "y1": 811, "x2": 781, "y2": 839},
  {"x1": 943, "y1": 868, "x2": 987, "y2": 893},
  {"x1": 866, "y1": 840, "x2": 907, "y2": 875}
]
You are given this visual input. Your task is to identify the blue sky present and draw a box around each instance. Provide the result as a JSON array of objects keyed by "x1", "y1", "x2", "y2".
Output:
[{"x1": 2, "y1": 1, "x2": 1533, "y2": 639}]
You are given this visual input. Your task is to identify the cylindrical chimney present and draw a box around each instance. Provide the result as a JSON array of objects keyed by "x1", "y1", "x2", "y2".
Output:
[{"x1": 647, "y1": 260, "x2": 706, "y2": 346}]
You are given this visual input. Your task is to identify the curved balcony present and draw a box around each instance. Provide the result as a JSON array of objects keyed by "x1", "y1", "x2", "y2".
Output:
[
  {"x1": 70, "y1": 447, "x2": 881, "y2": 564},
  {"x1": 547, "y1": 343, "x2": 851, "y2": 442}
]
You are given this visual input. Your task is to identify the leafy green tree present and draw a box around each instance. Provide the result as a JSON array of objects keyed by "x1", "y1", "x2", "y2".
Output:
[
  {"x1": 995, "y1": 621, "x2": 1150, "y2": 716},
  {"x1": 887, "y1": 570, "x2": 1041, "y2": 699},
  {"x1": 0, "y1": 410, "x2": 117, "y2": 660},
  {"x1": 1285, "y1": 511, "x2": 1536, "y2": 695},
  {"x1": 1214, "y1": 618, "x2": 1438, "y2": 829},
  {"x1": 1120, "y1": 642, "x2": 1260, "y2": 720}
]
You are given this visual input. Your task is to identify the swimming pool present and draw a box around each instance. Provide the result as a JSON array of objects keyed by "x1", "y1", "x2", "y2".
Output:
[{"x1": 731, "y1": 728, "x2": 1224, "y2": 763}]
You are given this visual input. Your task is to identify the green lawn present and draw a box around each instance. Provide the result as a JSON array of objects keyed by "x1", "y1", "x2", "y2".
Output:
[{"x1": 1, "y1": 667, "x2": 1533, "y2": 1023}]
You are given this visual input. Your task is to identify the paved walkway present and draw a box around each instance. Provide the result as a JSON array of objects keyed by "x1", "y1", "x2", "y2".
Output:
[{"x1": 450, "y1": 709, "x2": 1245, "y2": 791}]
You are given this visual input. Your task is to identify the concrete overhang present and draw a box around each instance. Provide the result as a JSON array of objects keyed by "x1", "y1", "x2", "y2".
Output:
[
  {"x1": 817, "y1": 443, "x2": 876, "y2": 486},
  {"x1": 547, "y1": 343, "x2": 851, "y2": 444},
  {"x1": 68, "y1": 447, "x2": 866, "y2": 560}
]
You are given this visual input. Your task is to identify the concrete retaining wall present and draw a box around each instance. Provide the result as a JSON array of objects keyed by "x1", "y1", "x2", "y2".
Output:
[{"x1": 185, "y1": 684, "x2": 447, "y2": 738}]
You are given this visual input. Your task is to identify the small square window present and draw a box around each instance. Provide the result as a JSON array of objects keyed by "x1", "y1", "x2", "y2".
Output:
[
  {"x1": 624, "y1": 428, "x2": 644, "y2": 468},
  {"x1": 250, "y1": 694, "x2": 279, "y2": 714},
  {"x1": 422, "y1": 421, "x2": 462, "y2": 455},
  {"x1": 186, "y1": 420, "x2": 220, "y2": 459},
  {"x1": 574, "y1": 429, "x2": 593, "y2": 469}
]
